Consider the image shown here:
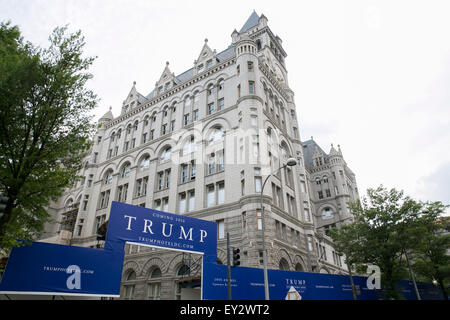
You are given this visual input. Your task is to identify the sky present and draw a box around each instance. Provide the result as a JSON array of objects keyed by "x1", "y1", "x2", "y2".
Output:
[{"x1": 1, "y1": 0, "x2": 449, "y2": 214}]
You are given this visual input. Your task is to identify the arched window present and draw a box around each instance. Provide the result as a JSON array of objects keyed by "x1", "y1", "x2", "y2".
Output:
[
  {"x1": 183, "y1": 136, "x2": 196, "y2": 155},
  {"x1": 133, "y1": 120, "x2": 138, "y2": 131},
  {"x1": 295, "y1": 263, "x2": 304, "y2": 272},
  {"x1": 208, "y1": 127, "x2": 224, "y2": 145},
  {"x1": 193, "y1": 91, "x2": 199, "y2": 104},
  {"x1": 117, "y1": 129, "x2": 122, "y2": 139},
  {"x1": 104, "y1": 170, "x2": 113, "y2": 185},
  {"x1": 160, "y1": 147, "x2": 172, "y2": 163},
  {"x1": 321, "y1": 207, "x2": 334, "y2": 219},
  {"x1": 123, "y1": 270, "x2": 136, "y2": 300},
  {"x1": 323, "y1": 175, "x2": 329, "y2": 183},
  {"x1": 121, "y1": 163, "x2": 131, "y2": 178},
  {"x1": 184, "y1": 95, "x2": 191, "y2": 107},
  {"x1": 280, "y1": 143, "x2": 289, "y2": 159},
  {"x1": 279, "y1": 258, "x2": 289, "y2": 271},
  {"x1": 147, "y1": 267, "x2": 162, "y2": 300},
  {"x1": 207, "y1": 83, "x2": 215, "y2": 96},
  {"x1": 111, "y1": 132, "x2": 116, "y2": 142},
  {"x1": 140, "y1": 155, "x2": 150, "y2": 171},
  {"x1": 218, "y1": 79, "x2": 224, "y2": 91},
  {"x1": 267, "y1": 127, "x2": 273, "y2": 145},
  {"x1": 177, "y1": 264, "x2": 190, "y2": 276},
  {"x1": 65, "y1": 198, "x2": 74, "y2": 209},
  {"x1": 144, "y1": 116, "x2": 149, "y2": 127}
]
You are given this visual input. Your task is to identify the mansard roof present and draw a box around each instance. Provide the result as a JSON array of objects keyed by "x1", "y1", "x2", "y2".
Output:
[
  {"x1": 239, "y1": 11, "x2": 260, "y2": 34},
  {"x1": 144, "y1": 45, "x2": 235, "y2": 99},
  {"x1": 302, "y1": 139, "x2": 329, "y2": 168}
]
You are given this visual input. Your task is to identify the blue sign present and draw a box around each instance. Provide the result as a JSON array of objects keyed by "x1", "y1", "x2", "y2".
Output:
[
  {"x1": 0, "y1": 241, "x2": 124, "y2": 297},
  {"x1": 202, "y1": 262, "x2": 444, "y2": 300},
  {"x1": 0, "y1": 201, "x2": 217, "y2": 297},
  {"x1": 106, "y1": 202, "x2": 217, "y2": 262}
]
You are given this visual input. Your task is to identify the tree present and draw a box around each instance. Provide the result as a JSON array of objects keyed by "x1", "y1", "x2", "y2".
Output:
[
  {"x1": 412, "y1": 214, "x2": 450, "y2": 300},
  {"x1": 0, "y1": 21, "x2": 97, "y2": 253},
  {"x1": 330, "y1": 186, "x2": 448, "y2": 299}
]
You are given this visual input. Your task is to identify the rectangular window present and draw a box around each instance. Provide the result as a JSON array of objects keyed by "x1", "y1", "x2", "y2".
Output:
[
  {"x1": 300, "y1": 181, "x2": 306, "y2": 193},
  {"x1": 208, "y1": 154, "x2": 216, "y2": 175},
  {"x1": 304, "y1": 208, "x2": 311, "y2": 222},
  {"x1": 237, "y1": 84, "x2": 241, "y2": 98},
  {"x1": 256, "y1": 209, "x2": 262, "y2": 230},
  {"x1": 217, "y1": 220, "x2": 225, "y2": 239},
  {"x1": 165, "y1": 169, "x2": 171, "y2": 188},
  {"x1": 136, "y1": 179, "x2": 143, "y2": 197},
  {"x1": 158, "y1": 172, "x2": 164, "y2": 190},
  {"x1": 170, "y1": 120, "x2": 175, "y2": 131},
  {"x1": 218, "y1": 98, "x2": 224, "y2": 111},
  {"x1": 218, "y1": 182, "x2": 225, "y2": 205},
  {"x1": 207, "y1": 185, "x2": 215, "y2": 207},
  {"x1": 142, "y1": 177, "x2": 148, "y2": 196},
  {"x1": 318, "y1": 190, "x2": 324, "y2": 199},
  {"x1": 255, "y1": 176, "x2": 262, "y2": 193},
  {"x1": 162, "y1": 197, "x2": 169, "y2": 212},
  {"x1": 193, "y1": 109, "x2": 199, "y2": 121},
  {"x1": 251, "y1": 115, "x2": 257, "y2": 126},
  {"x1": 183, "y1": 114, "x2": 190, "y2": 126},
  {"x1": 82, "y1": 195, "x2": 89, "y2": 211},
  {"x1": 208, "y1": 102, "x2": 214, "y2": 115},
  {"x1": 181, "y1": 164, "x2": 188, "y2": 183},
  {"x1": 307, "y1": 235, "x2": 313, "y2": 251},
  {"x1": 247, "y1": 61, "x2": 254, "y2": 72},
  {"x1": 179, "y1": 193, "x2": 186, "y2": 214},
  {"x1": 190, "y1": 161, "x2": 196, "y2": 180},
  {"x1": 154, "y1": 199, "x2": 161, "y2": 211},
  {"x1": 249, "y1": 81, "x2": 255, "y2": 94},
  {"x1": 218, "y1": 151, "x2": 224, "y2": 172},
  {"x1": 188, "y1": 190, "x2": 195, "y2": 212}
]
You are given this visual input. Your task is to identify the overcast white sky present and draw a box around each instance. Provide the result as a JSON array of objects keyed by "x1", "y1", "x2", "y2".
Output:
[{"x1": 1, "y1": 0, "x2": 449, "y2": 214}]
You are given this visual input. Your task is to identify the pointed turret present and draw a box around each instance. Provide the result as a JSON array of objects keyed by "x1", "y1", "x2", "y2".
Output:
[
  {"x1": 99, "y1": 106, "x2": 114, "y2": 124},
  {"x1": 239, "y1": 11, "x2": 260, "y2": 34},
  {"x1": 329, "y1": 143, "x2": 339, "y2": 157}
]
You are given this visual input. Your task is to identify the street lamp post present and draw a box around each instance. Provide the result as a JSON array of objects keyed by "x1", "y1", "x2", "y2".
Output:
[{"x1": 260, "y1": 157, "x2": 297, "y2": 300}]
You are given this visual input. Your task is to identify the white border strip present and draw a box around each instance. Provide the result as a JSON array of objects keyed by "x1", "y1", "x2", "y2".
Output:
[{"x1": 0, "y1": 291, "x2": 119, "y2": 298}]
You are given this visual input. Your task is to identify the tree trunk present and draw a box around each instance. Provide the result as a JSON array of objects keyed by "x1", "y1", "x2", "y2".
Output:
[{"x1": 438, "y1": 278, "x2": 448, "y2": 300}]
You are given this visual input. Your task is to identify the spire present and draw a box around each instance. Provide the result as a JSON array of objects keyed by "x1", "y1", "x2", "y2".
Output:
[{"x1": 239, "y1": 11, "x2": 260, "y2": 34}]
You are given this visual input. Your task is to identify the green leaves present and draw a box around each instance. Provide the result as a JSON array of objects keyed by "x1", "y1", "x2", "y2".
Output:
[
  {"x1": 330, "y1": 185, "x2": 449, "y2": 299},
  {"x1": 0, "y1": 21, "x2": 97, "y2": 253}
]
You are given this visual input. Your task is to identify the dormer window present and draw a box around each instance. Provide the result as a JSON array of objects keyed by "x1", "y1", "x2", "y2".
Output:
[
  {"x1": 124, "y1": 105, "x2": 129, "y2": 113},
  {"x1": 165, "y1": 82, "x2": 171, "y2": 91},
  {"x1": 158, "y1": 86, "x2": 163, "y2": 94},
  {"x1": 198, "y1": 64, "x2": 204, "y2": 73},
  {"x1": 207, "y1": 59, "x2": 213, "y2": 68}
]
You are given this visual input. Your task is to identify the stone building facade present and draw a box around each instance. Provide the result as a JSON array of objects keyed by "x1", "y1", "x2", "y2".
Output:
[{"x1": 43, "y1": 11, "x2": 360, "y2": 300}]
